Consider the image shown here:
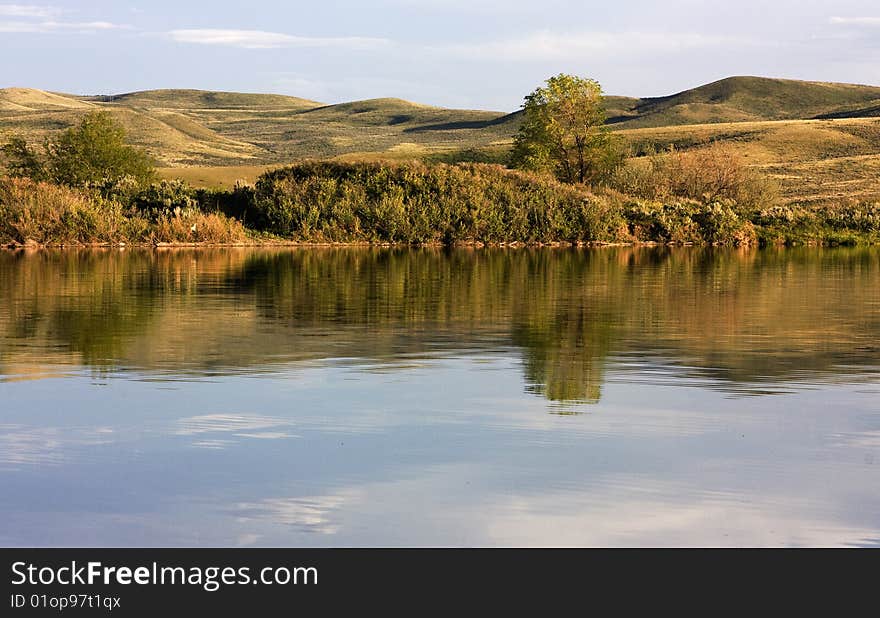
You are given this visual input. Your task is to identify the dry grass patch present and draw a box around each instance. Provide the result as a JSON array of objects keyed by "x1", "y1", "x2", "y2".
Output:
[
  {"x1": 158, "y1": 165, "x2": 274, "y2": 189},
  {"x1": 0, "y1": 177, "x2": 129, "y2": 245},
  {"x1": 152, "y1": 211, "x2": 249, "y2": 244}
]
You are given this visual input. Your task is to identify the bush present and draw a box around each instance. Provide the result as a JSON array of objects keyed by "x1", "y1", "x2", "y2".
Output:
[
  {"x1": 129, "y1": 179, "x2": 200, "y2": 220},
  {"x1": 199, "y1": 181, "x2": 262, "y2": 228},
  {"x1": 610, "y1": 143, "x2": 780, "y2": 210},
  {"x1": 623, "y1": 198, "x2": 757, "y2": 246},
  {"x1": 823, "y1": 202, "x2": 880, "y2": 233},
  {"x1": 252, "y1": 161, "x2": 628, "y2": 244},
  {"x1": 3, "y1": 158, "x2": 877, "y2": 248}
]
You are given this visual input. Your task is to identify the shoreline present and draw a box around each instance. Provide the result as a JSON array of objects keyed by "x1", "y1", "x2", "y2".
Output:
[
  {"x1": 0, "y1": 238, "x2": 868, "y2": 251},
  {"x1": 0, "y1": 239, "x2": 659, "y2": 250}
]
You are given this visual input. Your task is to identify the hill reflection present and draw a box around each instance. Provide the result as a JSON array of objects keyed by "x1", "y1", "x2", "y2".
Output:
[{"x1": 1, "y1": 247, "x2": 878, "y2": 402}]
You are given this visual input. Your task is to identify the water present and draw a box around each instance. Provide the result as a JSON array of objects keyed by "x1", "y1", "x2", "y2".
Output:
[{"x1": 1, "y1": 247, "x2": 879, "y2": 547}]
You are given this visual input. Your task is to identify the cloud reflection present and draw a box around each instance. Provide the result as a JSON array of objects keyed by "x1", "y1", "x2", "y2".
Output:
[
  {"x1": 174, "y1": 414, "x2": 299, "y2": 448},
  {"x1": 0, "y1": 424, "x2": 114, "y2": 469},
  {"x1": 232, "y1": 491, "x2": 359, "y2": 535}
]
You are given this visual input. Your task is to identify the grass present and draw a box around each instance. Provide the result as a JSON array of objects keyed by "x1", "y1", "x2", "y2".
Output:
[
  {"x1": 158, "y1": 165, "x2": 275, "y2": 189},
  {"x1": 0, "y1": 177, "x2": 249, "y2": 246},
  {"x1": 609, "y1": 76, "x2": 880, "y2": 127},
  {"x1": 6, "y1": 77, "x2": 880, "y2": 168},
  {"x1": 0, "y1": 87, "x2": 519, "y2": 166},
  {"x1": 0, "y1": 177, "x2": 129, "y2": 244},
  {"x1": 617, "y1": 117, "x2": 880, "y2": 206}
]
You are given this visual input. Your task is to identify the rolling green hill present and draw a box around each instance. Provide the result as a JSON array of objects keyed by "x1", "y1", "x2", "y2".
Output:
[
  {"x1": 0, "y1": 77, "x2": 880, "y2": 166},
  {"x1": 814, "y1": 99, "x2": 880, "y2": 119},
  {"x1": 3, "y1": 76, "x2": 880, "y2": 197},
  {"x1": 608, "y1": 76, "x2": 880, "y2": 127},
  {"x1": 0, "y1": 87, "x2": 520, "y2": 165},
  {"x1": 89, "y1": 89, "x2": 321, "y2": 110}
]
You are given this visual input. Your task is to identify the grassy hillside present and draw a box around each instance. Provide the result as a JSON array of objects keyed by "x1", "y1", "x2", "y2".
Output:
[
  {"x1": 609, "y1": 76, "x2": 880, "y2": 128},
  {"x1": 0, "y1": 88, "x2": 517, "y2": 166},
  {"x1": 604, "y1": 77, "x2": 880, "y2": 206},
  {"x1": 210, "y1": 97, "x2": 519, "y2": 161},
  {"x1": 815, "y1": 100, "x2": 880, "y2": 119},
  {"x1": 4, "y1": 77, "x2": 880, "y2": 207},
  {"x1": 89, "y1": 89, "x2": 320, "y2": 110},
  {"x1": 6, "y1": 78, "x2": 880, "y2": 164},
  {"x1": 0, "y1": 87, "x2": 94, "y2": 111}
]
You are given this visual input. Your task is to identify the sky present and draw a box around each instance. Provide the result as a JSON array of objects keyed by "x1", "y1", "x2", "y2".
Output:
[{"x1": 2, "y1": 1, "x2": 880, "y2": 111}]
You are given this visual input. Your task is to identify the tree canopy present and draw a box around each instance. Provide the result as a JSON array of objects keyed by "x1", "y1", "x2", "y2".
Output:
[
  {"x1": 511, "y1": 74, "x2": 622, "y2": 185},
  {"x1": 2, "y1": 111, "x2": 155, "y2": 189}
]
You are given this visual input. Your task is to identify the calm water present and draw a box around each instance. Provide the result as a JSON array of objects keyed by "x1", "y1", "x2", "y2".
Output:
[{"x1": 1, "y1": 247, "x2": 879, "y2": 547}]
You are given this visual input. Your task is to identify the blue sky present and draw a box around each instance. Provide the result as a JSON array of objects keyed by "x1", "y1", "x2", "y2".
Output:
[{"x1": 2, "y1": 1, "x2": 880, "y2": 110}]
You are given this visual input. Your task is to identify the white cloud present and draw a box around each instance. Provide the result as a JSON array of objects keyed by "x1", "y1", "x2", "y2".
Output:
[
  {"x1": 439, "y1": 30, "x2": 761, "y2": 61},
  {"x1": 0, "y1": 4, "x2": 60, "y2": 18},
  {"x1": 382, "y1": 0, "x2": 552, "y2": 13},
  {"x1": 0, "y1": 19, "x2": 128, "y2": 33},
  {"x1": 0, "y1": 4, "x2": 129, "y2": 33},
  {"x1": 168, "y1": 29, "x2": 390, "y2": 50},
  {"x1": 44, "y1": 20, "x2": 124, "y2": 30},
  {"x1": 830, "y1": 16, "x2": 880, "y2": 26}
]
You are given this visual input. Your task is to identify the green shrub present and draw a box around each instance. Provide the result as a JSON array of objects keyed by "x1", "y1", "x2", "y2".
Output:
[
  {"x1": 130, "y1": 179, "x2": 200, "y2": 220},
  {"x1": 823, "y1": 202, "x2": 880, "y2": 232},
  {"x1": 252, "y1": 161, "x2": 627, "y2": 244},
  {"x1": 623, "y1": 198, "x2": 756, "y2": 246}
]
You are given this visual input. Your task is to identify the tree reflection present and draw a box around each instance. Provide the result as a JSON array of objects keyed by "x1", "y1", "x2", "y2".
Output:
[{"x1": 1, "y1": 246, "x2": 878, "y2": 403}]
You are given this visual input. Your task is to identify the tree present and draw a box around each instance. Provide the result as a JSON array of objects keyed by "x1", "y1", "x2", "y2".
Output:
[
  {"x1": 2, "y1": 111, "x2": 155, "y2": 189},
  {"x1": 511, "y1": 74, "x2": 622, "y2": 185},
  {"x1": 1, "y1": 137, "x2": 47, "y2": 181}
]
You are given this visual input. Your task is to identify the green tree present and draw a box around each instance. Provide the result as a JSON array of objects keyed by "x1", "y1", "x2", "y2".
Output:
[
  {"x1": 512, "y1": 74, "x2": 622, "y2": 185},
  {"x1": 1, "y1": 137, "x2": 46, "y2": 181},
  {"x1": 2, "y1": 112, "x2": 155, "y2": 189}
]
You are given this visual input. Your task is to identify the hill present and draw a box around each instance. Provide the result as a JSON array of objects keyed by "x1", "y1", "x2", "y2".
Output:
[
  {"x1": 6, "y1": 78, "x2": 880, "y2": 167},
  {"x1": 814, "y1": 99, "x2": 880, "y2": 120},
  {"x1": 0, "y1": 89, "x2": 262, "y2": 165},
  {"x1": 0, "y1": 88, "x2": 519, "y2": 166},
  {"x1": 608, "y1": 76, "x2": 880, "y2": 127},
  {"x1": 0, "y1": 87, "x2": 94, "y2": 111},
  {"x1": 87, "y1": 89, "x2": 321, "y2": 110},
  {"x1": 3, "y1": 78, "x2": 880, "y2": 206}
]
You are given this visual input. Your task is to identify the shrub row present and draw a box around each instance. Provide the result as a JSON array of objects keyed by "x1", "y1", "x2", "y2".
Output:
[
  {"x1": 250, "y1": 161, "x2": 628, "y2": 244},
  {"x1": 3, "y1": 161, "x2": 880, "y2": 247}
]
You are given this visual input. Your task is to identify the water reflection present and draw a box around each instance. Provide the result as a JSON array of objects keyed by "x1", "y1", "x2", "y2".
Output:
[
  {"x1": 1, "y1": 247, "x2": 879, "y2": 400},
  {"x1": 1, "y1": 247, "x2": 879, "y2": 547}
]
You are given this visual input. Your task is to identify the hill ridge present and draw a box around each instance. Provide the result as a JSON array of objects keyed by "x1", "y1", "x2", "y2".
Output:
[{"x1": 4, "y1": 76, "x2": 880, "y2": 167}]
